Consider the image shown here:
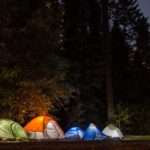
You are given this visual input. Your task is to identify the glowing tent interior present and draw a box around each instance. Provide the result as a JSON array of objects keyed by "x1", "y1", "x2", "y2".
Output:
[
  {"x1": 65, "y1": 127, "x2": 84, "y2": 140},
  {"x1": 0, "y1": 119, "x2": 28, "y2": 141},
  {"x1": 103, "y1": 124, "x2": 124, "y2": 139},
  {"x1": 83, "y1": 123, "x2": 106, "y2": 140},
  {"x1": 24, "y1": 116, "x2": 64, "y2": 139}
]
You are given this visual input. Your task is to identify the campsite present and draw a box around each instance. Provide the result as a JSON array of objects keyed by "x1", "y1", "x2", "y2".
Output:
[
  {"x1": 0, "y1": 0, "x2": 150, "y2": 149},
  {"x1": 0, "y1": 116, "x2": 150, "y2": 150}
]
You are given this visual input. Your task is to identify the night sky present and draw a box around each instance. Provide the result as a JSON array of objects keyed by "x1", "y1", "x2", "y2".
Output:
[{"x1": 138, "y1": 0, "x2": 150, "y2": 22}]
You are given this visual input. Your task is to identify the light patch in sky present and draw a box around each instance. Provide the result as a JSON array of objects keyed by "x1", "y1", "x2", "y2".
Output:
[{"x1": 138, "y1": 0, "x2": 150, "y2": 22}]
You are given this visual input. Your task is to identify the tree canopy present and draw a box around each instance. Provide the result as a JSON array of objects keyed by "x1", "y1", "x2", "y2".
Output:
[{"x1": 0, "y1": 0, "x2": 150, "y2": 134}]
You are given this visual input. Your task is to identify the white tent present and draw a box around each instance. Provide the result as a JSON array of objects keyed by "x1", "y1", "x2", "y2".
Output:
[{"x1": 103, "y1": 124, "x2": 123, "y2": 139}]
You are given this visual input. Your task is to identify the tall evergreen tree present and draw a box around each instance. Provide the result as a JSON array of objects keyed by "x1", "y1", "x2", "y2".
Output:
[
  {"x1": 102, "y1": 0, "x2": 114, "y2": 123},
  {"x1": 109, "y1": 0, "x2": 150, "y2": 133},
  {"x1": 128, "y1": 17, "x2": 150, "y2": 134},
  {"x1": 63, "y1": 0, "x2": 105, "y2": 127},
  {"x1": 111, "y1": 20, "x2": 130, "y2": 104}
]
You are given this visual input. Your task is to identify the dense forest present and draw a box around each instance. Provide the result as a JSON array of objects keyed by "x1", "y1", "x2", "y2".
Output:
[{"x1": 0, "y1": 0, "x2": 150, "y2": 135}]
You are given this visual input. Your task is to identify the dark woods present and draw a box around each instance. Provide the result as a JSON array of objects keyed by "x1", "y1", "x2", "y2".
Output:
[{"x1": 0, "y1": 0, "x2": 150, "y2": 135}]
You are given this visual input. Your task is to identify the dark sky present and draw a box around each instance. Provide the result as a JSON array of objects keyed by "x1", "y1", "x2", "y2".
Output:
[{"x1": 138, "y1": 0, "x2": 150, "y2": 22}]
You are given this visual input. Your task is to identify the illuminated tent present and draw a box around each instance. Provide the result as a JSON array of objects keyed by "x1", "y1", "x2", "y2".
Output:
[
  {"x1": 65, "y1": 127, "x2": 84, "y2": 140},
  {"x1": 0, "y1": 119, "x2": 28, "y2": 141},
  {"x1": 83, "y1": 123, "x2": 106, "y2": 140},
  {"x1": 103, "y1": 124, "x2": 123, "y2": 139},
  {"x1": 24, "y1": 116, "x2": 64, "y2": 139}
]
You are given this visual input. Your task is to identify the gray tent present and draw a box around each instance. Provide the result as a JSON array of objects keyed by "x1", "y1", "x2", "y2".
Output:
[{"x1": 103, "y1": 124, "x2": 124, "y2": 139}]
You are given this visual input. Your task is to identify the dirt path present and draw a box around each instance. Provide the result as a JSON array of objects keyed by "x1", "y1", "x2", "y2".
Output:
[{"x1": 0, "y1": 140, "x2": 150, "y2": 150}]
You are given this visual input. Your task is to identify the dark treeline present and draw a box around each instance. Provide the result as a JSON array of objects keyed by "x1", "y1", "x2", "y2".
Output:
[{"x1": 0, "y1": 0, "x2": 150, "y2": 135}]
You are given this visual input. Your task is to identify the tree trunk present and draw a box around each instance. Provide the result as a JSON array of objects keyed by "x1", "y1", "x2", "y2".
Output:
[{"x1": 102, "y1": 0, "x2": 114, "y2": 123}]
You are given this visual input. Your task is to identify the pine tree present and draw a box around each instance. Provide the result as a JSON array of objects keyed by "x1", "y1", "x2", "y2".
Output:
[{"x1": 62, "y1": 0, "x2": 105, "y2": 126}]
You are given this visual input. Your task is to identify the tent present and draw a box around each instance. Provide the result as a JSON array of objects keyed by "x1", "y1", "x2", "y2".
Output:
[
  {"x1": 83, "y1": 123, "x2": 106, "y2": 140},
  {"x1": 102, "y1": 124, "x2": 124, "y2": 139},
  {"x1": 24, "y1": 116, "x2": 64, "y2": 139},
  {"x1": 65, "y1": 127, "x2": 84, "y2": 140},
  {"x1": 0, "y1": 119, "x2": 28, "y2": 141}
]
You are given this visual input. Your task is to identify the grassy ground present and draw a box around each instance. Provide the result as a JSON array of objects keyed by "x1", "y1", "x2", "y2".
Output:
[{"x1": 124, "y1": 135, "x2": 150, "y2": 140}]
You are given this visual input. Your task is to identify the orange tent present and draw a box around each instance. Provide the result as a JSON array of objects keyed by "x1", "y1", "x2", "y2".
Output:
[{"x1": 24, "y1": 116, "x2": 64, "y2": 139}]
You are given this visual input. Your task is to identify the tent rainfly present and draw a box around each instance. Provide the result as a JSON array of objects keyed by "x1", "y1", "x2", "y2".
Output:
[
  {"x1": 65, "y1": 127, "x2": 84, "y2": 140},
  {"x1": 0, "y1": 119, "x2": 28, "y2": 141},
  {"x1": 83, "y1": 123, "x2": 106, "y2": 140},
  {"x1": 24, "y1": 116, "x2": 64, "y2": 139},
  {"x1": 102, "y1": 124, "x2": 124, "y2": 139}
]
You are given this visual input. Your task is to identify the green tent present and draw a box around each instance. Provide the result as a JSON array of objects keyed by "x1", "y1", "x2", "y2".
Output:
[{"x1": 0, "y1": 119, "x2": 28, "y2": 141}]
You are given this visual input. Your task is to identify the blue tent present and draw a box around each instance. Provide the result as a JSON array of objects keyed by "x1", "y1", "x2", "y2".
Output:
[
  {"x1": 83, "y1": 123, "x2": 106, "y2": 140},
  {"x1": 65, "y1": 127, "x2": 84, "y2": 140}
]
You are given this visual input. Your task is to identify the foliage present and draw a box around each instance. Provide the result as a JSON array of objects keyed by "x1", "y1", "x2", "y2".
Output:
[
  {"x1": 62, "y1": 0, "x2": 106, "y2": 128},
  {"x1": 0, "y1": 0, "x2": 150, "y2": 134},
  {"x1": 66, "y1": 100, "x2": 86, "y2": 128},
  {"x1": 0, "y1": 0, "x2": 69, "y2": 124},
  {"x1": 114, "y1": 102, "x2": 132, "y2": 133},
  {"x1": 129, "y1": 100, "x2": 150, "y2": 134},
  {"x1": 62, "y1": 0, "x2": 150, "y2": 134},
  {"x1": 5, "y1": 82, "x2": 52, "y2": 123}
]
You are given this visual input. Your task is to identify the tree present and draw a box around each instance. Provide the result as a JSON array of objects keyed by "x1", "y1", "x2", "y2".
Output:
[
  {"x1": 111, "y1": 21, "x2": 131, "y2": 103},
  {"x1": 109, "y1": 0, "x2": 150, "y2": 134},
  {"x1": 0, "y1": 0, "x2": 69, "y2": 124},
  {"x1": 62, "y1": 0, "x2": 105, "y2": 127},
  {"x1": 102, "y1": 0, "x2": 114, "y2": 123}
]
